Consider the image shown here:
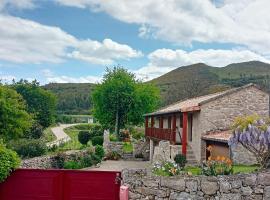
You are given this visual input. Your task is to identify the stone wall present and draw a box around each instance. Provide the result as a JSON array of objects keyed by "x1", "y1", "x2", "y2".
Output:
[
  {"x1": 21, "y1": 150, "x2": 87, "y2": 169},
  {"x1": 122, "y1": 168, "x2": 270, "y2": 200},
  {"x1": 231, "y1": 144, "x2": 258, "y2": 165},
  {"x1": 191, "y1": 85, "x2": 269, "y2": 162}
]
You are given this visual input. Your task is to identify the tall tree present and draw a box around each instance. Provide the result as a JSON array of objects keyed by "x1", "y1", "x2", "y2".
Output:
[
  {"x1": 12, "y1": 80, "x2": 57, "y2": 128},
  {"x1": 0, "y1": 85, "x2": 33, "y2": 141},
  {"x1": 92, "y1": 67, "x2": 160, "y2": 135}
]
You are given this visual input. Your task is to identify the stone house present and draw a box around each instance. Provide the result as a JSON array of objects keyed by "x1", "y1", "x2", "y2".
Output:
[{"x1": 144, "y1": 83, "x2": 269, "y2": 164}]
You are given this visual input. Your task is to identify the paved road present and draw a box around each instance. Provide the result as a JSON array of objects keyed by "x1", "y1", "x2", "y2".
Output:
[
  {"x1": 87, "y1": 160, "x2": 151, "y2": 171},
  {"x1": 47, "y1": 124, "x2": 76, "y2": 147}
]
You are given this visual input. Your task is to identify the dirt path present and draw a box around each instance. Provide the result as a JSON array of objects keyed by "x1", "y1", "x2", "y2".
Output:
[{"x1": 47, "y1": 124, "x2": 76, "y2": 147}]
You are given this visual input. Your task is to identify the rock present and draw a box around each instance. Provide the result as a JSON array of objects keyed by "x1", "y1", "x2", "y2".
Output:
[
  {"x1": 231, "y1": 179, "x2": 242, "y2": 189},
  {"x1": 201, "y1": 180, "x2": 219, "y2": 195},
  {"x1": 135, "y1": 187, "x2": 168, "y2": 198},
  {"x1": 257, "y1": 173, "x2": 270, "y2": 186},
  {"x1": 243, "y1": 174, "x2": 257, "y2": 186},
  {"x1": 170, "y1": 192, "x2": 194, "y2": 200},
  {"x1": 264, "y1": 186, "x2": 270, "y2": 199},
  {"x1": 160, "y1": 177, "x2": 185, "y2": 191},
  {"x1": 129, "y1": 191, "x2": 141, "y2": 199},
  {"x1": 219, "y1": 180, "x2": 231, "y2": 193},
  {"x1": 220, "y1": 193, "x2": 241, "y2": 200},
  {"x1": 185, "y1": 179, "x2": 198, "y2": 192},
  {"x1": 241, "y1": 186, "x2": 253, "y2": 196}
]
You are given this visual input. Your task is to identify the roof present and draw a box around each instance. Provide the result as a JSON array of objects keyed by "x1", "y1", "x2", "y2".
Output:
[
  {"x1": 201, "y1": 130, "x2": 232, "y2": 143},
  {"x1": 145, "y1": 83, "x2": 264, "y2": 116}
]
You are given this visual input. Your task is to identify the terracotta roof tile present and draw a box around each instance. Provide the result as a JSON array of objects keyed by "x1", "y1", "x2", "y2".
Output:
[{"x1": 202, "y1": 130, "x2": 232, "y2": 143}]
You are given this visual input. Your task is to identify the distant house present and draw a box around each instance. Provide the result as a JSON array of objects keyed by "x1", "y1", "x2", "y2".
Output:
[{"x1": 144, "y1": 83, "x2": 269, "y2": 164}]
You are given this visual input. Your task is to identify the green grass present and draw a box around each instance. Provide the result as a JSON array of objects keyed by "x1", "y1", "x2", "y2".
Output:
[
  {"x1": 57, "y1": 127, "x2": 91, "y2": 151},
  {"x1": 42, "y1": 126, "x2": 56, "y2": 143},
  {"x1": 184, "y1": 165, "x2": 259, "y2": 175},
  {"x1": 123, "y1": 142, "x2": 133, "y2": 153}
]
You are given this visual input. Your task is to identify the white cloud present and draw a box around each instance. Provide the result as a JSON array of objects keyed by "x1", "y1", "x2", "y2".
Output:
[
  {"x1": 56, "y1": 0, "x2": 270, "y2": 55},
  {"x1": 0, "y1": 14, "x2": 142, "y2": 64},
  {"x1": 0, "y1": 0, "x2": 35, "y2": 11},
  {"x1": 42, "y1": 69, "x2": 101, "y2": 83},
  {"x1": 134, "y1": 48, "x2": 270, "y2": 81},
  {"x1": 0, "y1": 74, "x2": 16, "y2": 83}
]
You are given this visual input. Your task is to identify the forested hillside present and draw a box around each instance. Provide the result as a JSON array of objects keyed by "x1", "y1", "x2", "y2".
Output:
[
  {"x1": 44, "y1": 61, "x2": 270, "y2": 114},
  {"x1": 43, "y1": 83, "x2": 95, "y2": 114}
]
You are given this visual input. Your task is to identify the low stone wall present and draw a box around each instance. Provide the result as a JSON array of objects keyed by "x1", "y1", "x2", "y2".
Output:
[
  {"x1": 21, "y1": 150, "x2": 87, "y2": 169},
  {"x1": 122, "y1": 168, "x2": 270, "y2": 200}
]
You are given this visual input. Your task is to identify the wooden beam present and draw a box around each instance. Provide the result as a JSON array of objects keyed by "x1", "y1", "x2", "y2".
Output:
[
  {"x1": 151, "y1": 116, "x2": 154, "y2": 127},
  {"x1": 145, "y1": 116, "x2": 148, "y2": 128},
  {"x1": 182, "y1": 112, "x2": 188, "y2": 156},
  {"x1": 172, "y1": 114, "x2": 176, "y2": 144}
]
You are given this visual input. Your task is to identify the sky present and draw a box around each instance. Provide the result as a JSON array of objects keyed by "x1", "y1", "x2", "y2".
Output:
[{"x1": 0, "y1": 0, "x2": 270, "y2": 84}]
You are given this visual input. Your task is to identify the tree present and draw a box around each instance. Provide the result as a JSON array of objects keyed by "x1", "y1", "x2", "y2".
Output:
[
  {"x1": 92, "y1": 67, "x2": 160, "y2": 135},
  {"x1": 0, "y1": 85, "x2": 33, "y2": 141},
  {"x1": 12, "y1": 80, "x2": 57, "y2": 128},
  {"x1": 228, "y1": 115, "x2": 270, "y2": 168}
]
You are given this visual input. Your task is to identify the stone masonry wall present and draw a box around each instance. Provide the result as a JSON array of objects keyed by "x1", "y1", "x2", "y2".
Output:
[
  {"x1": 231, "y1": 144, "x2": 258, "y2": 165},
  {"x1": 122, "y1": 168, "x2": 270, "y2": 200},
  {"x1": 191, "y1": 86, "x2": 269, "y2": 162}
]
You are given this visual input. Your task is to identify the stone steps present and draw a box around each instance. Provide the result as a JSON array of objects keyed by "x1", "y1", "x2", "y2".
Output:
[{"x1": 186, "y1": 146, "x2": 198, "y2": 166}]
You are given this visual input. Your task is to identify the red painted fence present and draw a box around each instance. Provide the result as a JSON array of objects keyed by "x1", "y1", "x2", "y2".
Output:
[{"x1": 0, "y1": 169, "x2": 121, "y2": 200}]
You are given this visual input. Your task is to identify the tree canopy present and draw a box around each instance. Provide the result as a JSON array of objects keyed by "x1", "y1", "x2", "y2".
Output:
[
  {"x1": 92, "y1": 67, "x2": 160, "y2": 134},
  {"x1": 12, "y1": 80, "x2": 57, "y2": 128},
  {"x1": 0, "y1": 85, "x2": 33, "y2": 141}
]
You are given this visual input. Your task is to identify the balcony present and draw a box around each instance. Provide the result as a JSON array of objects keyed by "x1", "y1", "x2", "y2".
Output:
[{"x1": 145, "y1": 127, "x2": 175, "y2": 143}]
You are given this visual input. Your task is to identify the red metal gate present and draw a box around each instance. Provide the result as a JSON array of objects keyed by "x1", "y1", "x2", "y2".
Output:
[{"x1": 0, "y1": 169, "x2": 121, "y2": 200}]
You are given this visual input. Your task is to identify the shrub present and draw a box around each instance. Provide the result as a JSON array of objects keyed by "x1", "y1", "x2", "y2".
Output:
[
  {"x1": 51, "y1": 152, "x2": 66, "y2": 169},
  {"x1": 80, "y1": 155, "x2": 93, "y2": 168},
  {"x1": 201, "y1": 157, "x2": 233, "y2": 176},
  {"x1": 92, "y1": 136, "x2": 104, "y2": 146},
  {"x1": 91, "y1": 153, "x2": 102, "y2": 164},
  {"x1": 89, "y1": 124, "x2": 103, "y2": 138},
  {"x1": 0, "y1": 143, "x2": 20, "y2": 183},
  {"x1": 131, "y1": 131, "x2": 144, "y2": 140},
  {"x1": 26, "y1": 122, "x2": 44, "y2": 139},
  {"x1": 64, "y1": 161, "x2": 81, "y2": 169},
  {"x1": 78, "y1": 131, "x2": 91, "y2": 145},
  {"x1": 119, "y1": 129, "x2": 130, "y2": 142},
  {"x1": 105, "y1": 151, "x2": 121, "y2": 160},
  {"x1": 95, "y1": 145, "x2": 105, "y2": 159},
  {"x1": 174, "y1": 154, "x2": 187, "y2": 169},
  {"x1": 109, "y1": 134, "x2": 118, "y2": 142},
  {"x1": 123, "y1": 142, "x2": 133, "y2": 153},
  {"x1": 73, "y1": 124, "x2": 93, "y2": 130},
  {"x1": 10, "y1": 139, "x2": 47, "y2": 158}
]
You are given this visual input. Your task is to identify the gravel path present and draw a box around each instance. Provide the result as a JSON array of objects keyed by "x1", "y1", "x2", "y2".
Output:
[
  {"x1": 87, "y1": 160, "x2": 151, "y2": 171},
  {"x1": 47, "y1": 124, "x2": 76, "y2": 147}
]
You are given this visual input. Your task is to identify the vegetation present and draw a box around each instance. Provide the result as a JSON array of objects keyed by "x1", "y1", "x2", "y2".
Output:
[
  {"x1": 91, "y1": 136, "x2": 103, "y2": 146},
  {"x1": 174, "y1": 154, "x2": 187, "y2": 169},
  {"x1": 42, "y1": 126, "x2": 56, "y2": 143},
  {"x1": 229, "y1": 116, "x2": 270, "y2": 168},
  {"x1": 44, "y1": 83, "x2": 95, "y2": 115},
  {"x1": 92, "y1": 67, "x2": 160, "y2": 135},
  {"x1": 123, "y1": 142, "x2": 133, "y2": 153},
  {"x1": 0, "y1": 143, "x2": 20, "y2": 182},
  {"x1": 105, "y1": 151, "x2": 121, "y2": 160},
  {"x1": 12, "y1": 80, "x2": 57, "y2": 128},
  {"x1": 95, "y1": 145, "x2": 105, "y2": 159},
  {"x1": 152, "y1": 161, "x2": 181, "y2": 176},
  {"x1": 78, "y1": 131, "x2": 91, "y2": 145},
  {"x1": 9, "y1": 139, "x2": 47, "y2": 158},
  {"x1": 0, "y1": 85, "x2": 33, "y2": 141}
]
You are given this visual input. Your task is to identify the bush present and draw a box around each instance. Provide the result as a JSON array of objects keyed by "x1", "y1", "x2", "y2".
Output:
[
  {"x1": 119, "y1": 129, "x2": 130, "y2": 142},
  {"x1": 92, "y1": 136, "x2": 104, "y2": 146},
  {"x1": 131, "y1": 131, "x2": 144, "y2": 140},
  {"x1": 91, "y1": 153, "x2": 102, "y2": 164},
  {"x1": 51, "y1": 152, "x2": 66, "y2": 169},
  {"x1": 78, "y1": 131, "x2": 91, "y2": 145},
  {"x1": 89, "y1": 124, "x2": 103, "y2": 137},
  {"x1": 80, "y1": 155, "x2": 93, "y2": 168},
  {"x1": 174, "y1": 154, "x2": 187, "y2": 169},
  {"x1": 105, "y1": 151, "x2": 121, "y2": 160},
  {"x1": 10, "y1": 139, "x2": 47, "y2": 158},
  {"x1": 123, "y1": 142, "x2": 133, "y2": 153},
  {"x1": 152, "y1": 161, "x2": 181, "y2": 176},
  {"x1": 73, "y1": 124, "x2": 93, "y2": 130},
  {"x1": 64, "y1": 161, "x2": 81, "y2": 169},
  {"x1": 95, "y1": 145, "x2": 105, "y2": 159},
  {"x1": 109, "y1": 134, "x2": 118, "y2": 142},
  {"x1": 25, "y1": 122, "x2": 44, "y2": 139},
  {"x1": 0, "y1": 143, "x2": 20, "y2": 183}
]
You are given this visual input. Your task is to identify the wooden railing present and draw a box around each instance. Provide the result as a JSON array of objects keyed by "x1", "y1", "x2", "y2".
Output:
[{"x1": 145, "y1": 127, "x2": 175, "y2": 143}]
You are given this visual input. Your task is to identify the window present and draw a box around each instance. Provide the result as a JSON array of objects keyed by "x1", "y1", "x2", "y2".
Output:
[{"x1": 188, "y1": 114, "x2": 193, "y2": 142}]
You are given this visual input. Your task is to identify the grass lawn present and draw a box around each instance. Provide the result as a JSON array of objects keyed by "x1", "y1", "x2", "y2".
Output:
[
  {"x1": 57, "y1": 127, "x2": 91, "y2": 151},
  {"x1": 42, "y1": 126, "x2": 56, "y2": 143},
  {"x1": 184, "y1": 165, "x2": 259, "y2": 175}
]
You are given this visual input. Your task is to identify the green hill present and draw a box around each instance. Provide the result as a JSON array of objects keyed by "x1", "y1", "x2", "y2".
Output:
[{"x1": 44, "y1": 61, "x2": 270, "y2": 114}]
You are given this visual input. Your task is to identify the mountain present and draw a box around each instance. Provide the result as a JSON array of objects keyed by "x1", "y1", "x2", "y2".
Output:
[
  {"x1": 43, "y1": 83, "x2": 95, "y2": 114},
  {"x1": 44, "y1": 61, "x2": 270, "y2": 114}
]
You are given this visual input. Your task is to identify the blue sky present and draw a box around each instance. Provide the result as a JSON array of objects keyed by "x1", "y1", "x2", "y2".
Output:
[{"x1": 0, "y1": 0, "x2": 270, "y2": 84}]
